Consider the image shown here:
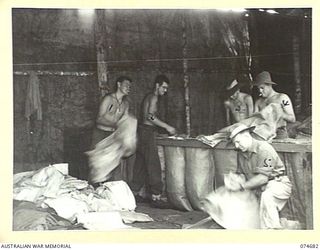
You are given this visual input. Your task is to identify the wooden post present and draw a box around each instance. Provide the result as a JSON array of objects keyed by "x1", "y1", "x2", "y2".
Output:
[
  {"x1": 292, "y1": 34, "x2": 302, "y2": 115},
  {"x1": 300, "y1": 14, "x2": 311, "y2": 112},
  {"x1": 94, "y1": 10, "x2": 113, "y2": 98},
  {"x1": 182, "y1": 13, "x2": 191, "y2": 136}
]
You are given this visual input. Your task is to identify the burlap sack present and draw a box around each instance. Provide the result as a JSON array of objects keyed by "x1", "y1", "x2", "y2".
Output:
[
  {"x1": 185, "y1": 148, "x2": 215, "y2": 210},
  {"x1": 164, "y1": 146, "x2": 193, "y2": 211}
]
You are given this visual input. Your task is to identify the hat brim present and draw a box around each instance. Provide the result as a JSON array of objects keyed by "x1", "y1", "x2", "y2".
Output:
[
  {"x1": 225, "y1": 85, "x2": 240, "y2": 97},
  {"x1": 253, "y1": 80, "x2": 277, "y2": 86},
  {"x1": 228, "y1": 125, "x2": 256, "y2": 143}
]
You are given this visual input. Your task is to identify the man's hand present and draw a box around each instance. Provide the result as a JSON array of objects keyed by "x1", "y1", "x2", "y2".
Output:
[{"x1": 166, "y1": 126, "x2": 176, "y2": 135}]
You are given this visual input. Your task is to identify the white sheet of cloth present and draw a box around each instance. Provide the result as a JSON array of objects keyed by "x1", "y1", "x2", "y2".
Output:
[
  {"x1": 13, "y1": 165, "x2": 66, "y2": 202},
  {"x1": 13, "y1": 166, "x2": 137, "y2": 221},
  {"x1": 220, "y1": 103, "x2": 285, "y2": 141},
  {"x1": 119, "y1": 211, "x2": 154, "y2": 224},
  {"x1": 76, "y1": 211, "x2": 154, "y2": 230},
  {"x1": 13, "y1": 166, "x2": 152, "y2": 230},
  {"x1": 76, "y1": 212, "x2": 131, "y2": 230},
  {"x1": 86, "y1": 114, "x2": 137, "y2": 184},
  {"x1": 197, "y1": 103, "x2": 285, "y2": 147},
  {"x1": 43, "y1": 181, "x2": 136, "y2": 221},
  {"x1": 43, "y1": 195, "x2": 91, "y2": 222},
  {"x1": 201, "y1": 172, "x2": 292, "y2": 229},
  {"x1": 95, "y1": 181, "x2": 136, "y2": 211},
  {"x1": 200, "y1": 173, "x2": 260, "y2": 229}
]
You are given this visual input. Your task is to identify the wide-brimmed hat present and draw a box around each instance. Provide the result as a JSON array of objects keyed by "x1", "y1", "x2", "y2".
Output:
[
  {"x1": 253, "y1": 71, "x2": 277, "y2": 86},
  {"x1": 229, "y1": 124, "x2": 256, "y2": 141},
  {"x1": 225, "y1": 79, "x2": 240, "y2": 97}
]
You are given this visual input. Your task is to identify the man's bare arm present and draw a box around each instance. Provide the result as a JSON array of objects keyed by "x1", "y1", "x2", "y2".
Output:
[
  {"x1": 245, "y1": 95, "x2": 254, "y2": 117},
  {"x1": 254, "y1": 99, "x2": 262, "y2": 113},
  {"x1": 224, "y1": 100, "x2": 231, "y2": 126},
  {"x1": 242, "y1": 174, "x2": 269, "y2": 190},
  {"x1": 96, "y1": 96, "x2": 119, "y2": 127},
  {"x1": 147, "y1": 96, "x2": 176, "y2": 134},
  {"x1": 279, "y1": 94, "x2": 296, "y2": 123}
]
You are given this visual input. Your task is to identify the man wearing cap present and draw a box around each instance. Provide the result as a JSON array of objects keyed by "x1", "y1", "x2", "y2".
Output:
[
  {"x1": 229, "y1": 124, "x2": 292, "y2": 229},
  {"x1": 224, "y1": 79, "x2": 254, "y2": 126},
  {"x1": 254, "y1": 71, "x2": 296, "y2": 139}
]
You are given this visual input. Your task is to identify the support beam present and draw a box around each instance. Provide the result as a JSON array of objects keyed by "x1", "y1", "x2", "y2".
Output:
[
  {"x1": 182, "y1": 13, "x2": 191, "y2": 136},
  {"x1": 94, "y1": 10, "x2": 113, "y2": 98}
]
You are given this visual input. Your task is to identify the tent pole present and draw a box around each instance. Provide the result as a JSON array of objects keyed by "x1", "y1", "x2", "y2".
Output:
[
  {"x1": 292, "y1": 33, "x2": 302, "y2": 115},
  {"x1": 94, "y1": 9, "x2": 111, "y2": 99},
  {"x1": 182, "y1": 12, "x2": 191, "y2": 136}
]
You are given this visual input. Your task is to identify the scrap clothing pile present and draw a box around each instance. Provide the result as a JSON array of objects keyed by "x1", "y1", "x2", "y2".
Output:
[{"x1": 13, "y1": 164, "x2": 153, "y2": 231}]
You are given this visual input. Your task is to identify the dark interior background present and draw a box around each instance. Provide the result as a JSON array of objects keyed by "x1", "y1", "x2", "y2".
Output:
[{"x1": 12, "y1": 8, "x2": 312, "y2": 176}]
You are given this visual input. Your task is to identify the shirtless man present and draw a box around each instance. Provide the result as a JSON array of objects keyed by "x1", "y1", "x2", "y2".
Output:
[
  {"x1": 89, "y1": 76, "x2": 132, "y2": 186},
  {"x1": 91, "y1": 76, "x2": 132, "y2": 146},
  {"x1": 224, "y1": 79, "x2": 254, "y2": 126},
  {"x1": 254, "y1": 71, "x2": 296, "y2": 139},
  {"x1": 130, "y1": 74, "x2": 176, "y2": 208}
]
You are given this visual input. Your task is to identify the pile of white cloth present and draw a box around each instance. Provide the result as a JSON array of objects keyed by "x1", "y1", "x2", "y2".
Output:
[{"x1": 13, "y1": 164, "x2": 153, "y2": 230}]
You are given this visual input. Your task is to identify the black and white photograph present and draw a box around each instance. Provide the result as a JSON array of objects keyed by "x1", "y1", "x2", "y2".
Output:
[{"x1": 9, "y1": 6, "x2": 313, "y2": 233}]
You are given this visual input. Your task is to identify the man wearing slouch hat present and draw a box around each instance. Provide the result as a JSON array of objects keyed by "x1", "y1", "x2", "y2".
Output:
[
  {"x1": 254, "y1": 71, "x2": 296, "y2": 139},
  {"x1": 229, "y1": 124, "x2": 292, "y2": 229},
  {"x1": 224, "y1": 79, "x2": 254, "y2": 126}
]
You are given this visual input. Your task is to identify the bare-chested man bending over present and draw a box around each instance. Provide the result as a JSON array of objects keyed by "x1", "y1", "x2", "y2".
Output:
[
  {"x1": 130, "y1": 74, "x2": 176, "y2": 208},
  {"x1": 254, "y1": 71, "x2": 296, "y2": 139},
  {"x1": 224, "y1": 79, "x2": 254, "y2": 125}
]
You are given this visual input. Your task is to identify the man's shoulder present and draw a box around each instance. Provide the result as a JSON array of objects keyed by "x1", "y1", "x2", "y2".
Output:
[
  {"x1": 243, "y1": 92, "x2": 252, "y2": 98},
  {"x1": 255, "y1": 139, "x2": 277, "y2": 155},
  {"x1": 123, "y1": 98, "x2": 130, "y2": 106},
  {"x1": 102, "y1": 92, "x2": 114, "y2": 99},
  {"x1": 100, "y1": 93, "x2": 113, "y2": 103},
  {"x1": 145, "y1": 93, "x2": 157, "y2": 102},
  {"x1": 255, "y1": 97, "x2": 263, "y2": 104},
  {"x1": 242, "y1": 93, "x2": 253, "y2": 101},
  {"x1": 273, "y1": 92, "x2": 289, "y2": 100},
  {"x1": 224, "y1": 99, "x2": 231, "y2": 106},
  {"x1": 142, "y1": 93, "x2": 157, "y2": 108}
]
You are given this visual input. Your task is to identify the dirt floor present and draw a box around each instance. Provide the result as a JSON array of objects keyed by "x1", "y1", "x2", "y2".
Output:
[{"x1": 129, "y1": 201, "x2": 223, "y2": 230}]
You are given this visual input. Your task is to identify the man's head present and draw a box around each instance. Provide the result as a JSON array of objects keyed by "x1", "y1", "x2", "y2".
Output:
[
  {"x1": 229, "y1": 124, "x2": 255, "y2": 152},
  {"x1": 254, "y1": 71, "x2": 277, "y2": 98},
  {"x1": 116, "y1": 76, "x2": 132, "y2": 96},
  {"x1": 226, "y1": 79, "x2": 240, "y2": 100},
  {"x1": 154, "y1": 74, "x2": 170, "y2": 96}
]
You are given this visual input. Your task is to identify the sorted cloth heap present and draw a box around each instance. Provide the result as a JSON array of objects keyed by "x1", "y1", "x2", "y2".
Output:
[{"x1": 12, "y1": 164, "x2": 153, "y2": 230}]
